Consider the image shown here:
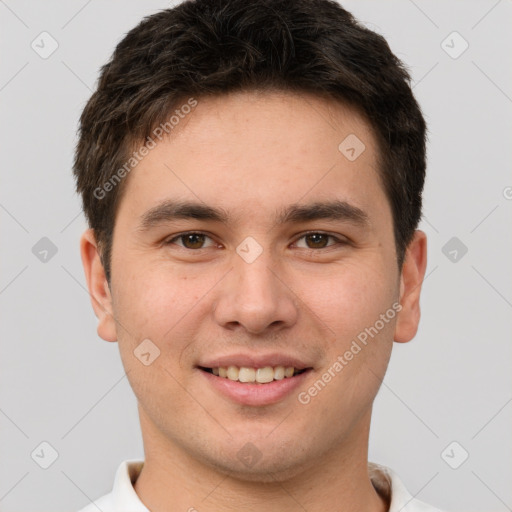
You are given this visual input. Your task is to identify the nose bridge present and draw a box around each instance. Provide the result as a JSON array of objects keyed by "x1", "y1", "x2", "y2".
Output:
[
  {"x1": 236, "y1": 250, "x2": 278, "y2": 306},
  {"x1": 213, "y1": 239, "x2": 298, "y2": 333}
]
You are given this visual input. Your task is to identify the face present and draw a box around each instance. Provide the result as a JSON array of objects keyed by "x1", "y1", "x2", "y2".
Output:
[{"x1": 82, "y1": 90, "x2": 426, "y2": 482}]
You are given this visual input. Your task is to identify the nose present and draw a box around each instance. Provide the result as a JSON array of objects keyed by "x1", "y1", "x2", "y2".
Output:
[{"x1": 212, "y1": 248, "x2": 299, "y2": 335}]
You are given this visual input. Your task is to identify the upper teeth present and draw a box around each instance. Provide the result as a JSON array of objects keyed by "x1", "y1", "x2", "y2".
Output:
[{"x1": 212, "y1": 365, "x2": 298, "y2": 383}]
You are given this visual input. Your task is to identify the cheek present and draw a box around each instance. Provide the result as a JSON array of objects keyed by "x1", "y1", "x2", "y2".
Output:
[
  {"x1": 295, "y1": 259, "x2": 397, "y2": 343},
  {"x1": 110, "y1": 268, "x2": 210, "y2": 416},
  {"x1": 293, "y1": 264, "x2": 397, "y2": 430},
  {"x1": 111, "y1": 265, "x2": 215, "y2": 358}
]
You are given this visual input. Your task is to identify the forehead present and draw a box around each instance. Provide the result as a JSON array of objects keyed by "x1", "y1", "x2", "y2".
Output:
[
  {"x1": 116, "y1": 90, "x2": 388, "y2": 227},
  {"x1": 166, "y1": 90, "x2": 377, "y2": 162}
]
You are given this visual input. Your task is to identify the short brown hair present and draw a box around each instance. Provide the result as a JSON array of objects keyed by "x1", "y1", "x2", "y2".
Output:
[{"x1": 73, "y1": 0, "x2": 427, "y2": 282}]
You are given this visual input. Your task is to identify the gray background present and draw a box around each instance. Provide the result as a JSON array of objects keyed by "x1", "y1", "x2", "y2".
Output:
[{"x1": 1, "y1": 1, "x2": 511, "y2": 511}]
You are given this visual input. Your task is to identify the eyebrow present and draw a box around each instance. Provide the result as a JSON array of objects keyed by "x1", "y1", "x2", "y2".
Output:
[{"x1": 138, "y1": 199, "x2": 370, "y2": 231}]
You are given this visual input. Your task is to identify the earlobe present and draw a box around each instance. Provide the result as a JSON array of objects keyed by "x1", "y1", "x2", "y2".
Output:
[
  {"x1": 80, "y1": 229, "x2": 117, "y2": 342},
  {"x1": 394, "y1": 230, "x2": 428, "y2": 344}
]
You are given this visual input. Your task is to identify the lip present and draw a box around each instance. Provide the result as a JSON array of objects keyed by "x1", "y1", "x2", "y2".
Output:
[
  {"x1": 198, "y1": 352, "x2": 312, "y2": 371},
  {"x1": 198, "y1": 367, "x2": 313, "y2": 406}
]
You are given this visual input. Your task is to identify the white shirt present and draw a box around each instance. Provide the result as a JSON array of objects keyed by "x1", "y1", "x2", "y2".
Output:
[{"x1": 77, "y1": 459, "x2": 445, "y2": 512}]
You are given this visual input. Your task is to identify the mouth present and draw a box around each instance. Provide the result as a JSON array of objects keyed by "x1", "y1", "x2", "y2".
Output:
[
  {"x1": 198, "y1": 365, "x2": 311, "y2": 384},
  {"x1": 197, "y1": 364, "x2": 313, "y2": 406}
]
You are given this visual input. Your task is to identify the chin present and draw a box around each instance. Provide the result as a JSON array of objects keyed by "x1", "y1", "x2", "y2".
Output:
[{"x1": 197, "y1": 437, "x2": 316, "y2": 483}]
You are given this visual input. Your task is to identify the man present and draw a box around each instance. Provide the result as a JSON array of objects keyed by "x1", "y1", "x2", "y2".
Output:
[{"x1": 74, "y1": 0, "x2": 442, "y2": 510}]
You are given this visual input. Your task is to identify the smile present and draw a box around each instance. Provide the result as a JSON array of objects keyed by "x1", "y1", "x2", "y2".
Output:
[
  {"x1": 200, "y1": 365, "x2": 308, "y2": 383},
  {"x1": 198, "y1": 365, "x2": 313, "y2": 406}
]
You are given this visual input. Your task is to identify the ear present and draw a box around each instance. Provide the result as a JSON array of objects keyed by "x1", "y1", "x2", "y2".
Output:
[
  {"x1": 80, "y1": 229, "x2": 117, "y2": 342},
  {"x1": 394, "y1": 230, "x2": 428, "y2": 343}
]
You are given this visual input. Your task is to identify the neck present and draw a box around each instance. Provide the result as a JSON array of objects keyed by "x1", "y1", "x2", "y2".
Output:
[{"x1": 133, "y1": 405, "x2": 388, "y2": 512}]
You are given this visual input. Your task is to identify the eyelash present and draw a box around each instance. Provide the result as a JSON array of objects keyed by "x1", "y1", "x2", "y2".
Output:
[{"x1": 164, "y1": 231, "x2": 348, "y2": 251}]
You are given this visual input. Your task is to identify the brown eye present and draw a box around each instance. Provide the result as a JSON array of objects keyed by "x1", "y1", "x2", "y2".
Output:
[
  {"x1": 304, "y1": 233, "x2": 330, "y2": 249},
  {"x1": 181, "y1": 233, "x2": 206, "y2": 249},
  {"x1": 166, "y1": 232, "x2": 215, "y2": 250},
  {"x1": 295, "y1": 232, "x2": 343, "y2": 250}
]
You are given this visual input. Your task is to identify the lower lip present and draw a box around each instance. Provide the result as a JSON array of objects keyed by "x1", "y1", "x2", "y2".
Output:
[{"x1": 198, "y1": 368, "x2": 312, "y2": 406}]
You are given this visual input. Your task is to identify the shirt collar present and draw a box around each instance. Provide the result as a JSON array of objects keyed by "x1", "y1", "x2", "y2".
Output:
[
  {"x1": 109, "y1": 459, "x2": 441, "y2": 512},
  {"x1": 112, "y1": 459, "x2": 148, "y2": 511},
  {"x1": 368, "y1": 462, "x2": 443, "y2": 511}
]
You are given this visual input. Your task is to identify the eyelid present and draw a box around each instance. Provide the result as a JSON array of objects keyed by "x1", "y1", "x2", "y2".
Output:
[
  {"x1": 165, "y1": 231, "x2": 218, "y2": 249},
  {"x1": 292, "y1": 230, "x2": 349, "y2": 249},
  {"x1": 165, "y1": 230, "x2": 348, "y2": 250}
]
